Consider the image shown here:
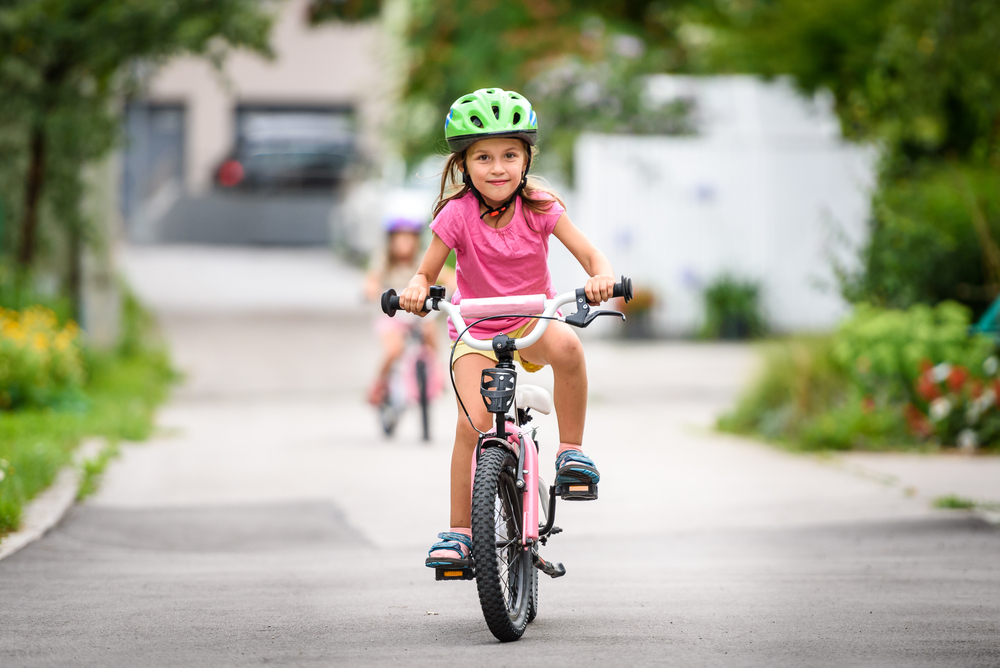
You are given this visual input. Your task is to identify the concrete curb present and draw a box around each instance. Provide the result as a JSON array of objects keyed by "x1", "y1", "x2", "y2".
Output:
[{"x1": 0, "y1": 439, "x2": 106, "y2": 563}]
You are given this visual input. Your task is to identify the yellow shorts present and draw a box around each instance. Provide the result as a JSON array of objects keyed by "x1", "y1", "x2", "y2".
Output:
[{"x1": 450, "y1": 321, "x2": 546, "y2": 373}]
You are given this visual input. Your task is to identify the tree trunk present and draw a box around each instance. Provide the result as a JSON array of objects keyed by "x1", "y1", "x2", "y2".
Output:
[
  {"x1": 67, "y1": 220, "x2": 82, "y2": 321},
  {"x1": 18, "y1": 125, "x2": 46, "y2": 270}
]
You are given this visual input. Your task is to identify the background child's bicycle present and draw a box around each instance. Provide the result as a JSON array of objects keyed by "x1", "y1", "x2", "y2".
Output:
[
  {"x1": 382, "y1": 277, "x2": 633, "y2": 641},
  {"x1": 377, "y1": 321, "x2": 443, "y2": 441}
]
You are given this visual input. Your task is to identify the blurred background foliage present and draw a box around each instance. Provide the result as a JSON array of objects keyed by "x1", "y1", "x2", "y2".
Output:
[
  {"x1": 719, "y1": 302, "x2": 1000, "y2": 451},
  {"x1": 700, "y1": 275, "x2": 768, "y2": 340}
]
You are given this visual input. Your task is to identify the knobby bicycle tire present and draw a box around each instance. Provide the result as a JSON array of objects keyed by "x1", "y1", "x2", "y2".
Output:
[
  {"x1": 471, "y1": 446, "x2": 532, "y2": 641},
  {"x1": 526, "y1": 557, "x2": 539, "y2": 623}
]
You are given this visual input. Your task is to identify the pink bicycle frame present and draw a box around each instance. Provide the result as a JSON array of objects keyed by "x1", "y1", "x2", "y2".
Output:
[{"x1": 470, "y1": 422, "x2": 540, "y2": 546}]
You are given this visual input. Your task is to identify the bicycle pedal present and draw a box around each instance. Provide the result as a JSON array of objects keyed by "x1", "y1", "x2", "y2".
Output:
[
  {"x1": 435, "y1": 567, "x2": 475, "y2": 581},
  {"x1": 532, "y1": 553, "x2": 566, "y2": 579},
  {"x1": 554, "y1": 483, "x2": 598, "y2": 501}
]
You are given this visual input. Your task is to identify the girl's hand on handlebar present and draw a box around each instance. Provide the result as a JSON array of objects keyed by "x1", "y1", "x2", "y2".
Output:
[
  {"x1": 399, "y1": 283, "x2": 429, "y2": 316},
  {"x1": 585, "y1": 274, "x2": 616, "y2": 305}
]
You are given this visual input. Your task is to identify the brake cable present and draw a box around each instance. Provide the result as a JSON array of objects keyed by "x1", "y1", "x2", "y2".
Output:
[{"x1": 448, "y1": 313, "x2": 564, "y2": 436}]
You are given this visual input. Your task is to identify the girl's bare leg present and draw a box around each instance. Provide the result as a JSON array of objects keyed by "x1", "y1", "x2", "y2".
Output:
[
  {"x1": 449, "y1": 353, "x2": 496, "y2": 528},
  {"x1": 518, "y1": 321, "x2": 587, "y2": 446},
  {"x1": 377, "y1": 329, "x2": 406, "y2": 380}
]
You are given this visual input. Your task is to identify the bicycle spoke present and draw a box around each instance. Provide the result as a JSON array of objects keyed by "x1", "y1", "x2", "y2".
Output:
[{"x1": 492, "y1": 475, "x2": 525, "y2": 613}]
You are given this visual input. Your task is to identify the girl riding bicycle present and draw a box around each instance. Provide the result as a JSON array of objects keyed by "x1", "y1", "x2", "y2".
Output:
[
  {"x1": 397, "y1": 88, "x2": 617, "y2": 569},
  {"x1": 365, "y1": 215, "x2": 440, "y2": 407}
]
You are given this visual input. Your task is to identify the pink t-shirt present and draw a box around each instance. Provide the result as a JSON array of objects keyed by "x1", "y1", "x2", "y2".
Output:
[{"x1": 430, "y1": 191, "x2": 565, "y2": 340}]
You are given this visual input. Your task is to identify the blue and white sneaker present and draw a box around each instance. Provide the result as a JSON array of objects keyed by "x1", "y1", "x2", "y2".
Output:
[
  {"x1": 425, "y1": 531, "x2": 472, "y2": 569},
  {"x1": 555, "y1": 449, "x2": 601, "y2": 486}
]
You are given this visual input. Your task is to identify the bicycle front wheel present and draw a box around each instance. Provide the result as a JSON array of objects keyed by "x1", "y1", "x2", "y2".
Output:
[{"x1": 471, "y1": 446, "x2": 532, "y2": 642}]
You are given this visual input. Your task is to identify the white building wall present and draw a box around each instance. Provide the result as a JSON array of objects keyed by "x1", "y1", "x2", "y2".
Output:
[
  {"x1": 143, "y1": 0, "x2": 387, "y2": 194},
  {"x1": 566, "y1": 76, "x2": 876, "y2": 335}
]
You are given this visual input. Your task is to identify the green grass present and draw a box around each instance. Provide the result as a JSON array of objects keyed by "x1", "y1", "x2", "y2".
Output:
[
  {"x1": 933, "y1": 494, "x2": 977, "y2": 510},
  {"x1": 0, "y1": 346, "x2": 176, "y2": 537}
]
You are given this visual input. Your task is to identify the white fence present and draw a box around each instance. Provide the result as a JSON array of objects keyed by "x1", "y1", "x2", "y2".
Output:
[{"x1": 555, "y1": 76, "x2": 876, "y2": 336}]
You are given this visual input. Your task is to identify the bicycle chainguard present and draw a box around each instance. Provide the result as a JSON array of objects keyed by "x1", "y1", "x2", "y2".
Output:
[
  {"x1": 554, "y1": 482, "x2": 598, "y2": 501},
  {"x1": 434, "y1": 566, "x2": 475, "y2": 581}
]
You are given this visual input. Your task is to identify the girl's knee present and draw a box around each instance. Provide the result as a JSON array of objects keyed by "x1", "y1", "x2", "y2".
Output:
[
  {"x1": 550, "y1": 330, "x2": 584, "y2": 367},
  {"x1": 384, "y1": 333, "x2": 405, "y2": 359},
  {"x1": 456, "y1": 413, "x2": 491, "y2": 441}
]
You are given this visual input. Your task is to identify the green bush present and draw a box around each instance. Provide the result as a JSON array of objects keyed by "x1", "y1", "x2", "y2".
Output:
[
  {"x1": 841, "y1": 164, "x2": 1000, "y2": 315},
  {"x1": 720, "y1": 301, "x2": 999, "y2": 451},
  {"x1": 0, "y1": 306, "x2": 85, "y2": 410},
  {"x1": 833, "y1": 301, "x2": 994, "y2": 402},
  {"x1": 701, "y1": 275, "x2": 768, "y2": 340}
]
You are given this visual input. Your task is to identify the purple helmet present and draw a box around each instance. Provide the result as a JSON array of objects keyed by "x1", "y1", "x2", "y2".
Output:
[{"x1": 383, "y1": 217, "x2": 424, "y2": 234}]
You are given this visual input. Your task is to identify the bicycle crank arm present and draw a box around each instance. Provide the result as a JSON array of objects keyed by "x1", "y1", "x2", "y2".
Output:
[{"x1": 533, "y1": 552, "x2": 566, "y2": 579}]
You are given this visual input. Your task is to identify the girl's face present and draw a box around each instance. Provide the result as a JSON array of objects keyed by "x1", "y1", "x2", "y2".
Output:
[
  {"x1": 462, "y1": 138, "x2": 528, "y2": 208},
  {"x1": 389, "y1": 230, "x2": 419, "y2": 262}
]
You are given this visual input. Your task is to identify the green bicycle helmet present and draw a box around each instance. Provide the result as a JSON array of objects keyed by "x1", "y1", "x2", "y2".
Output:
[{"x1": 445, "y1": 88, "x2": 537, "y2": 153}]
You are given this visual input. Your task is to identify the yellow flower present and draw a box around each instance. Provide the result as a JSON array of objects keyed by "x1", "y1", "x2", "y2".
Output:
[
  {"x1": 32, "y1": 332, "x2": 49, "y2": 352},
  {"x1": 54, "y1": 331, "x2": 73, "y2": 351},
  {"x1": 3, "y1": 322, "x2": 26, "y2": 343}
]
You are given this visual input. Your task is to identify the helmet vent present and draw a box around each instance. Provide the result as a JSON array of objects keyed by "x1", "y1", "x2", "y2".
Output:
[
  {"x1": 471, "y1": 115, "x2": 483, "y2": 128},
  {"x1": 461, "y1": 99, "x2": 472, "y2": 104},
  {"x1": 492, "y1": 105, "x2": 499, "y2": 119},
  {"x1": 513, "y1": 112, "x2": 521, "y2": 125}
]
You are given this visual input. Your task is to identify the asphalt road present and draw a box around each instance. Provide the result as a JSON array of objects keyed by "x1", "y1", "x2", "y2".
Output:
[{"x1": 1, "y1": 246, "x2": 998, "y2": 667}]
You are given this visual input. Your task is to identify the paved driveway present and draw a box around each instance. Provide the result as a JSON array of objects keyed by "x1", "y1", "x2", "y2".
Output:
[{"x1": 1, "y1": 246, "x2": 997, "y2": 667}]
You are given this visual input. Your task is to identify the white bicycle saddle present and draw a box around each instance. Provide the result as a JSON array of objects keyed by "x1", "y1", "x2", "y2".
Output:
[{"x1": 515, "y1": 384, "x2": 553, "y2": 415}]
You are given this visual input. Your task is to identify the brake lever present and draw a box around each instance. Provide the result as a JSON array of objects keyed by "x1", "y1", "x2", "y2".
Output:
[{"x1": 565, "y1": 308, "x2": 626, "y2": 329}]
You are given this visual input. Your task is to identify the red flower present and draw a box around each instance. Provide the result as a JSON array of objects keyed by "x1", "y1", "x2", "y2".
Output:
[
  {"x1": 947, "y1": 366, "x2": 969, "y2": 393},
  {"x1": 861, "y1": 396, "x2": 875, "y2": 414},
  {"x1": 904, "y1": 403, "x2": 933, "y2": 438},
  {"x1": 916, "y1": 375, "x2": 940, "y2": 401}
]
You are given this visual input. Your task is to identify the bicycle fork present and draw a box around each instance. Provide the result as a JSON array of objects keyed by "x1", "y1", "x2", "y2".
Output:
[{"x1": 520, "y1": 433, "x2": 566, "y2": 578}]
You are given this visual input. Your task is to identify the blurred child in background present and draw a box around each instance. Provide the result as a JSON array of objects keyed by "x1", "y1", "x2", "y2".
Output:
[{"x1": 365, "y1": 216, "x2": 453, "y2": 405}]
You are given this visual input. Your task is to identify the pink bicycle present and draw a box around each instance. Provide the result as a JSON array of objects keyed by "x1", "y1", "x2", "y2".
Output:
[{"x1": 382, "y1": 277, "x2": 633, "y2": 642}]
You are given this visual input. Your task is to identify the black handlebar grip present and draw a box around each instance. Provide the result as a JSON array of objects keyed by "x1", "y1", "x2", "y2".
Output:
[
  {"x1": 613, "y1": 276, "x2": 634, "y2": 303},
  {"x1": 381, "y1": 289, "x2": 399, "y2": 317}
]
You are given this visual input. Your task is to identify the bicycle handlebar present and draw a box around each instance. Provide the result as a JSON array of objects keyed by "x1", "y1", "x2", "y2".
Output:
[
  {"x1": 381, "y1": 276, "x2": 633, "y2": 352},
  {"x1": 381, "y1": 276, "x2": 632, "y2": 318}
]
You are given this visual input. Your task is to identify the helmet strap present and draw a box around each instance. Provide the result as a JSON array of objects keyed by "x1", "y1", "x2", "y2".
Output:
[{"x1": 462, "y1": 152, "x2": 532, "y2": 221}]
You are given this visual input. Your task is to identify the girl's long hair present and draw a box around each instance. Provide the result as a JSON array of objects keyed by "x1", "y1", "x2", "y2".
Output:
[{"x1": 432, "y1": 144, "x2": 565, "y2": 230}]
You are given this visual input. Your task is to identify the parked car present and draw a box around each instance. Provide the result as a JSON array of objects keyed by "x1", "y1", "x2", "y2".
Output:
[{"x1": 216, "y1": 109, "x2": 355, "y2": 191}]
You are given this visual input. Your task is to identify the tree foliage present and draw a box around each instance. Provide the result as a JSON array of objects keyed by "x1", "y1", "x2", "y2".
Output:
[
  {"x1": 0, "y1": 0, "x2": 273, "y2": 310},
  {"x1": 313, "y1": 0, "x2": 699, "y2": 164},
  {"x1": 701, "y1": 0, "x2": 1000, "y2": 165}
]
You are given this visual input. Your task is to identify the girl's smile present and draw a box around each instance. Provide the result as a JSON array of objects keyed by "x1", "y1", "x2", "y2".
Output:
[{"x1": 463, "y1": 138, "x2": 528, "y2": 209}]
